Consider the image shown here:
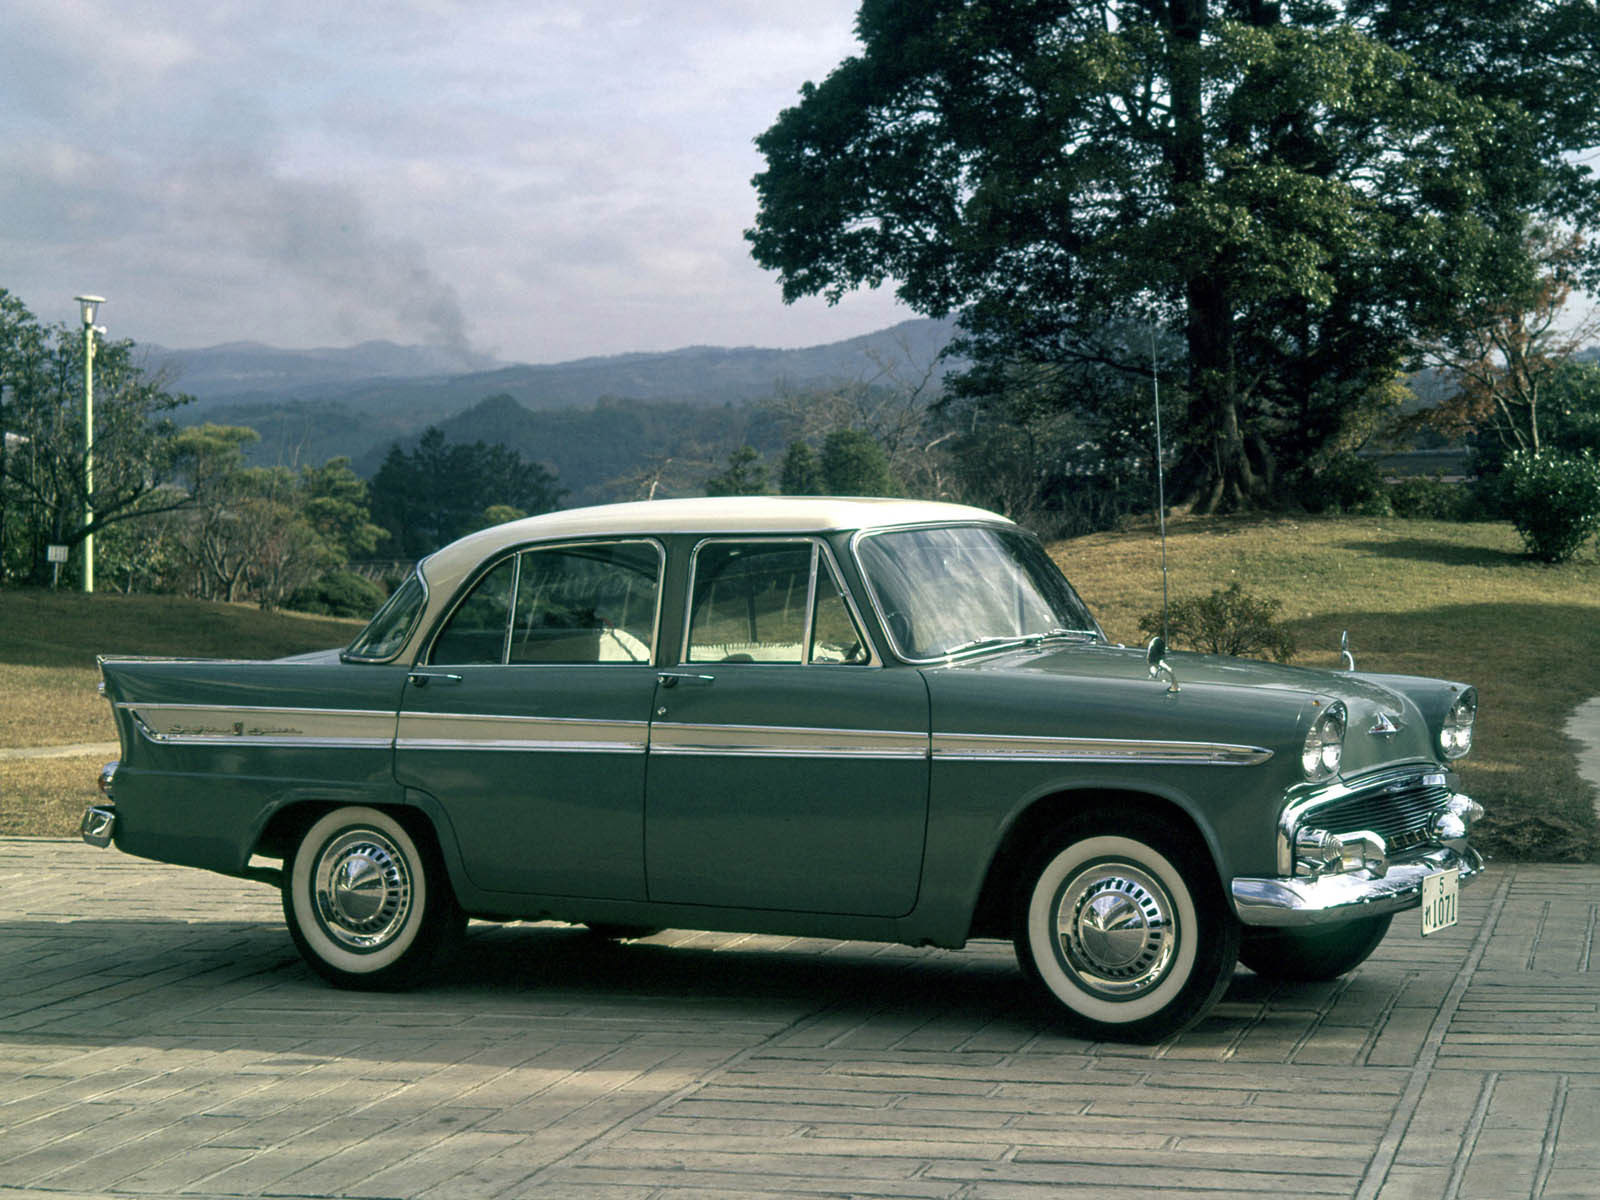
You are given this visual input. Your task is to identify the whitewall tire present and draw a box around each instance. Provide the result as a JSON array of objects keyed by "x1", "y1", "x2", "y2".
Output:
[
  {"x1": 1015, "y1": 812, "x2": 1238, "y2": 1042},
  {"x1": 282, "y1": 806, "x2": 464, "y2": 989}
]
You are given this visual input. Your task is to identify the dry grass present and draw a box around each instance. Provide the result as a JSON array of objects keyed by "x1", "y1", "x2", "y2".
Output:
[
  {"x1": 0, "y1": 753, "x2": 107, "y2": 837},
  {"x1": 1, "y1": 590, "x2": 359, "y2": 835},
  {"x1": 1050, "y1": 514, "x2": 1600, "y2": 861}
]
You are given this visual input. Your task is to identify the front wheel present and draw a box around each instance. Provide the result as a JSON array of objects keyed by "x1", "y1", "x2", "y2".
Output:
[
  {"x1": 1014, "y1": 813, "x2": 1239, "y2": 1042},
  {"x1": 282, "y1": 806, "x2": 465, "y2": 989},
  {"x1": 1239, "y1": 913, "x2": 1392, "y2": 981}
]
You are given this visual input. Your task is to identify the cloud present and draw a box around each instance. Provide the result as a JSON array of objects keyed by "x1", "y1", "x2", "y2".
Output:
[{"x1": 0, "y1": 1, "x2": 909, "y2": 359}]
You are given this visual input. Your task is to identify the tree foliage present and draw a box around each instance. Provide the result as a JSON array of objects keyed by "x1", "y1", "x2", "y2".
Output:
[
  {"x1": 371, "y1": 426, "x2": 566, "y2": 557},
  {"x1": 704, "y1": 445, "x2": 771, "y2": 496},
  {"x1": 1, "y1": 288, "x2": 194, "y2": 584},
  {"x1": 748, "y1": 1, "x2": 1600, "y2": 513},
  {"x1": 1425, "y1": 229, "x2": 1600, "y2": 456}
]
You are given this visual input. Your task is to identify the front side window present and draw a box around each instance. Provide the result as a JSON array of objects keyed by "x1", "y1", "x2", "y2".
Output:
[
  {"x1": 430, "y1": 541, "x2": 661, "y2": 666},
  {"x1": 686, "y1": 540, "x2": 868, "y2": 665},
  {"x1": 855, "y1": 524, "x2": 1101, "y2": 660}
]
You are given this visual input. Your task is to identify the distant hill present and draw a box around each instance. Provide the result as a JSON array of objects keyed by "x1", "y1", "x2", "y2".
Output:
[
  {"x1": 158, "y1": 318, "x2": 961, "y2": 491},
  {"x1": 144, "y1": 340, "x2": 507, "y2": 399}
]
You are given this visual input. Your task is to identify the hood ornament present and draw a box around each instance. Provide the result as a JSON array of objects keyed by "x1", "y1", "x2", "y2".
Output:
[
  {"x1": 1368, "y1": 712, "x2": 1403, "y2": 737},
  {"x1": 1340, "y1": 630, "x2": 1356, "y2": 671}
]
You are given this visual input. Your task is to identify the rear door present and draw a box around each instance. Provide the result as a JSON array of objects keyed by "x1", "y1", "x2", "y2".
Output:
[{"x1": 394, "y1": 539, "x2": 663, "y2": 899}]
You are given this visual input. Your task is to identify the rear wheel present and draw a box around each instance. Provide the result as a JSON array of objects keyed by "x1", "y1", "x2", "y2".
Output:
[
  {"x1": 1239, "y1": 914, "x2": 1392, "y2": 981},
  {"x1": 282, "y1": 806, "x2": 465, "y2": 989},
  {"x1": 1014, "y1": 811, "x2": 1238, "y2": 1042}
]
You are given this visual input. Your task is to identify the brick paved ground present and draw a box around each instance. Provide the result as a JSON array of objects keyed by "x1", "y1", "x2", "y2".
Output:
[{"x1": 1, "y1": 839, "x2": 1596, "y2": 1199}]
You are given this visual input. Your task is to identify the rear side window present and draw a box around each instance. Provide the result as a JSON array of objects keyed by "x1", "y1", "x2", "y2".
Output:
[
  {"x1": 430, "y1": 541, "x2": 662, "y2": 666},
  {"x1": 344, "y1": 572, "x2": 427, "y2": 661}
]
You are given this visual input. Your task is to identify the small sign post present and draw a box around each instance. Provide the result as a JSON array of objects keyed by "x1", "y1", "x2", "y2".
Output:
[{"x1": 46, "y1": 543, "x2": 68, "y2": 590}]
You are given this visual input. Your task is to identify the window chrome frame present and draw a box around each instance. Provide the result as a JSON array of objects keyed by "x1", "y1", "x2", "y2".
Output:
[
  {"x1": 422, "y1": 537, "x2": 667, "y2": 668},
  {"x1": 681, "y1": 535, "x2": 880, "y2": 667},
  {"x1": 342, "y1": 569, "x2": 431, "y2": 664}
]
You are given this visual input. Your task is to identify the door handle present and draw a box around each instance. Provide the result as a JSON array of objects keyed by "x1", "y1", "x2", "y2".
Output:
[
  {"x1": 657, "y1": 671, "x2": 715, "y2": 688},
  {"x1": 408, "y1": 671, "x2": 464, "y2": 688}
]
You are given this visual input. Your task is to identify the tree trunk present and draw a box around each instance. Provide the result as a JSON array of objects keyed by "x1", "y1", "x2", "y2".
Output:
[{"x1": 1166, "y1": 0, "x2": 1267, "y2": 513}]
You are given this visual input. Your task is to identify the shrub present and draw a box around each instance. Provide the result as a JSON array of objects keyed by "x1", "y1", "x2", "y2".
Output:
[
  {"x1": 1388, "y1": 476, "x2": 1469, "y2": 520},
  {"x1": 1500, "y1": 450, "x2": 1600, "y2": 563},
  {"x1": 288, "y1": 570, "x2": 388, "y2": 618},
  {"x1": 1138, "y1": 583, "x2": 1297, "y2": 662},
  {"x1": 1300, "y1": 453, "x2": 1392, "y2": 516}
]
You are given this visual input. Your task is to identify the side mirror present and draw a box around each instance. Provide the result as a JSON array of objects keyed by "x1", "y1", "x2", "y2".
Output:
[
  {"x1": 1146, "y1": 635, "x2": 1179, "y2": 693},
  {"x1": 1340, "y1": 629, "x2": 1356, "y2": 672}
]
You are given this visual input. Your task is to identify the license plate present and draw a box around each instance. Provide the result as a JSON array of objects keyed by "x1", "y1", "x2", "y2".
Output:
[{"x1": 1421, "y1": 868, "x2": 1460, "y2": 936}]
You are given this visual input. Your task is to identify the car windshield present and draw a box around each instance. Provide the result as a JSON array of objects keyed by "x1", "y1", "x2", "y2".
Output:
[
  {"x1": 344, "y1": 571, "x2": 427, "y2": 661},
  {"x1": 855, "y1": 524, "x2": 1102, "y2": 661}
]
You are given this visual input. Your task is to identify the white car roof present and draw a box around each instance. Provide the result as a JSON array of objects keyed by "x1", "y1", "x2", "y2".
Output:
[{"x1": 419, "y1": 495, "x2": 1011, "y2": 593}]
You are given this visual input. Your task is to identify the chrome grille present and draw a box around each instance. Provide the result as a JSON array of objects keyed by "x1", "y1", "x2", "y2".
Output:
[{"x1": 1301, "y1": 776, "x2": 1452, "y2": 853}]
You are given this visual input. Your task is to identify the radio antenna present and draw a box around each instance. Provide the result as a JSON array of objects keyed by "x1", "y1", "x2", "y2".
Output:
[{"x1": 1151, "y1": 326, "x2": 1169, "y2": 643}]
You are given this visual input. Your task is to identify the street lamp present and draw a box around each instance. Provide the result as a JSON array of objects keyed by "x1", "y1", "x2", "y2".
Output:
[{"x1": 75, "y1": 294, "x2": 105, "y2": 594}]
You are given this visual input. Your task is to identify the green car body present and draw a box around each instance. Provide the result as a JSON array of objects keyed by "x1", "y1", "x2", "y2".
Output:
[{"x1": 85, "y1": 497, "x2": 1482, "y2": 1040}]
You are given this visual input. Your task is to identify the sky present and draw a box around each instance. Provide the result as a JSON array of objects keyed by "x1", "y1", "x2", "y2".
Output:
[{"x1": 1, "y1": 0, "x2": 911, "y2": 363}]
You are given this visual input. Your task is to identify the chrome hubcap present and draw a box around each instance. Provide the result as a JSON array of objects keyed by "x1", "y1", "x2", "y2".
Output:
[
  {"x1": 313, "y1": 829, "x2": 412, "y2": 951},
  {"x1": 1054, "y1": 862, "x2": 1177, "y2": 998}
]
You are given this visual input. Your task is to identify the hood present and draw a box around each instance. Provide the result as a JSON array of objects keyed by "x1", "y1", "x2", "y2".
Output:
[{"x1": 938, "y1": 641, "x2": 1459, "y2": 778}]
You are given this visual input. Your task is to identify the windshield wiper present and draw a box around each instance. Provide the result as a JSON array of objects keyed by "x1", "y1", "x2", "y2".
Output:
[{"x1": 1033, "y1": 627, "x2": 1101, "y2": 643}]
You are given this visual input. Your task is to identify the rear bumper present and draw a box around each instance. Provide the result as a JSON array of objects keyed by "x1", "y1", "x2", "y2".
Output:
[
  {"x1": 1232, "y1": 844, "x2": 1483, "y2": 928},
  {"x1": 80, "y1": 805, "x2": 116, "y2": 848}
]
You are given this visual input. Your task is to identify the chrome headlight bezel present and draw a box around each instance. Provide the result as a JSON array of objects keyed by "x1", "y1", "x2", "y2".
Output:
[
  {"x1": 1302, "y1": 701, "x2": 1347, "y2": 782},
  {"x1": 1440, "y1": 688, "x2": 1477, "y2": 760}
]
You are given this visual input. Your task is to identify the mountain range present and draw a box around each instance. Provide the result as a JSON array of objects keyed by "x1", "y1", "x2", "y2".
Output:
[{"x1": 146, "y1": 318, "x2": 960, "y2": 502}]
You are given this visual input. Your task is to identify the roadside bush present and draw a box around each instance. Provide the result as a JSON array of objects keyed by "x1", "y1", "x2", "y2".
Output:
[
  {"x1": 288, "y1": 570, "x2": 387, "y2": 618},
  {"x1": 1388, "y1": 476, "x2": 1469, "y2": 520},
  {"x1": 1500, "y1": 450, "x2": 1600, "y2": 563},
  {"x1": 1138, "y1": 583, "x2": 1297, "y2": 662},
  {"x1": 1300, "y1": 453, "x2": 1392, "y2": 516}
]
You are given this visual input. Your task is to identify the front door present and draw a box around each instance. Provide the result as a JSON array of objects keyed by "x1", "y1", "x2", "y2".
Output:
[
  {"x1": 644, "y1": 539, "x2": 930, "y2": 917},
  {"x1": 394, "y1": 539, "x2": 663, "y2": 899}
]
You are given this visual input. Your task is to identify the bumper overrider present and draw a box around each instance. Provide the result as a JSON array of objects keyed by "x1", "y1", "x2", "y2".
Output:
[
  {"x1": 1234, "y1": 775, "x2": 1485, "y2": 928},
  {"x1": 81, "y1": 762, "x2": 119, "y2": 848}
]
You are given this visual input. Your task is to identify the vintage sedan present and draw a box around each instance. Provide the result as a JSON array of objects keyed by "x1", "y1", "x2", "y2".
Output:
[{"x1": 83, "y1": 497, "x2": 1483, "y2": 1040}]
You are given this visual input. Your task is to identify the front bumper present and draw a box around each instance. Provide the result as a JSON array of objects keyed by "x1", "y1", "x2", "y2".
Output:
[{"x1": 1232, "y1": 844, "x2": 1483, "y2": 928}]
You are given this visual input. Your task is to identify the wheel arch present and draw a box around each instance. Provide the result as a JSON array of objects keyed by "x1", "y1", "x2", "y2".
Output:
[
  {"x1": 253, "y1": 792, "x2": 454, "y2": 881},
  {"x1": 966, "y1": 785, "x2": 1227, "y2": 940}
]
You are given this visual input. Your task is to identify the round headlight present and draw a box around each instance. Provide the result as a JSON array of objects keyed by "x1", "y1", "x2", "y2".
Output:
[
  {"x1": 1302, "y1": 702, "x2": 1346, "y2": 781},
  {"x1": 1441, "y1": 689, "x2": 1477, "y2": 760}
]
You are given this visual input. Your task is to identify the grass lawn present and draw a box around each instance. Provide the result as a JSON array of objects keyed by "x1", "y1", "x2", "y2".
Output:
[
  {"x1": 0, "y1": 591, "x2": 359, "y2": 836},
  {"x1": 1050, "y1": 514, "x2": 1600, "y2": 862},
  {"x1": 2, "y1": 515, "x2": 1597, "y2": 860}
]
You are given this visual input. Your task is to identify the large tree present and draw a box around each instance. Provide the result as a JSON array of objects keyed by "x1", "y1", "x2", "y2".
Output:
[
  {"x1": 1, "y1": 291, "x2": 194, "y2": 583},
  {"x1": 371, "y1": 426, "x2": 566, "y2": 558},
  {"x1": 748, "y1": 1, "x2": 1600, "y2": 511}
]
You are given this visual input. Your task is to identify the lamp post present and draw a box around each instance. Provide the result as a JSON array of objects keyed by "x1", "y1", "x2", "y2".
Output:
[{"x1": 75, "y1": 295, "x2": 105, "y2": 594}]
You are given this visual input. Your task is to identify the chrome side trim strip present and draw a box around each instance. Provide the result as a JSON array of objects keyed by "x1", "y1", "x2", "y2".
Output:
[
  {"x1": 932, "y1": 732, "x2": 1273, "y2": 766},
  {"x1": 396, "y1": 711, "x2": 648, "y2": 753},
  {"x1": 650, "y1": 721, "x2": 927, "y2": 760},
  {"x1": 123, "y1": 703, "x2": 397, "y2": 746}
]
